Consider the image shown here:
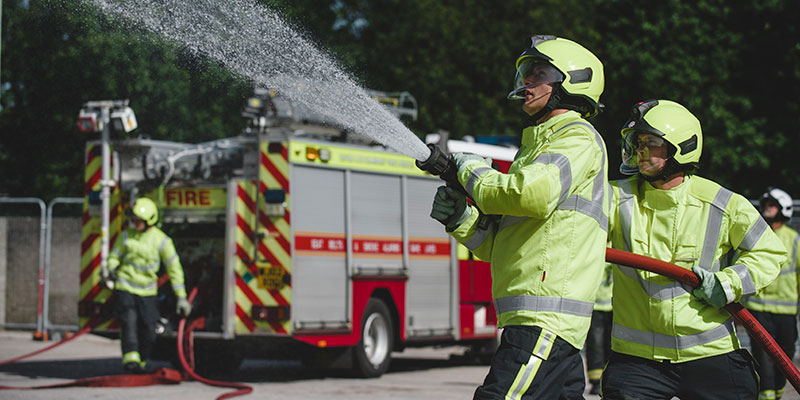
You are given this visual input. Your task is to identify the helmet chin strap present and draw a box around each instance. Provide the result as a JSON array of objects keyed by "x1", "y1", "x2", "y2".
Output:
[
  {"x1": 529, "y1": 85, "x2": 562, "y2": 124},
  {"x1": 640, "y1": 158, "x2": 683, "y2": 183}
]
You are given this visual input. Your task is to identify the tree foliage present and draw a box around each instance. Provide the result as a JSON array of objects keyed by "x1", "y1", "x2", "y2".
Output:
[{"x1": 1, "y1": 0, "x2": 798, "y2": 200}]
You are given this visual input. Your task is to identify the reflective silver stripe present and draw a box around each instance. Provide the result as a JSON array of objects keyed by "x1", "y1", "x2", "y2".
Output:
[
  {"x1": 618, "y1": 266, "x2": 691, "y2": 300},
  {"x1": 465, "y1": 166, "x2": 494, "y2": 198},
  {"x1": 532, "y1": 153, "x2": 572, "y2": 204},
  {"x1": 699, "y1": 188, "x2": 732, "y2": 270},
  {"x1": 464, "y1": 225, "x2": 493, "y2": 251},
  {"x1": 552, "y1": 121, "x2": 609, "y2": 231},
  {"x1": 158, "y1": 236, "x2": 169, "y2": 253},
  {"x1": 112, "y1": 247, "x2": 122, "y2": 257},
  {"x1": 557, "y1": 194, "x2": 608, "y2": 232},
  {"x1": 122, "y1": 257, "x2": 160, "y2": 273},
  {"x1": 116, "y1": 277, "x2": 158, "y2": 291},
  {"x1": 612, "y1": 318, "x2": 735, "y2": 350},
  {"x1": 615, "y1": 179, "x2": 635, "y2": 252},
  {"x1": 164, "y1": 254, "x2": 178, "y2": 267},
  {"x1": 172, "y1": 283, "x2": 186, "y2": 291},
  {"x1": 508, "y1": 330, "x2": 553, "y2": 399},
  {"x1": 745, "y1": 297, "x2": 798, "y2": 308},
  {"x1": 595, "y1": 299, "x2": 612, "y2": 306},
  {"x1": 535, "y1": 329, "x2": 554, "y2": 358},
  {"x1": 494, "y1": 295, "x2": 594, "y2": 317},
  {"x1": 792, "y1": 235, "x2": 799, "y2": 270},
  {"x1": 780, "y1": 268, "x2": 796, "y2": 276},
  {"x1": 739, "y1": 218, "x2": 768, "y2": 251},
  {"x1": 729, "y1": 263, "x2": 756, "y2": 295}
]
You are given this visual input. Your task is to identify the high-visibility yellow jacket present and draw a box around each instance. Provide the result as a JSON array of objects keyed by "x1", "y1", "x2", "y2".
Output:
[
  {"x1": 108, "y1": 226, "x2": 187, "y2": 298},
  {"x1": 608, "y1": 175, "x2": 785, "y2": 362},
  {"x1": 594, "y1": 262, "x2": 613, "y2": 313},
  {"x1": 449, "y1": 111, "x2": 609, "y2": 349},
  {"x1": 744, "y1": 224, "x2": 800, "y2": 314}
]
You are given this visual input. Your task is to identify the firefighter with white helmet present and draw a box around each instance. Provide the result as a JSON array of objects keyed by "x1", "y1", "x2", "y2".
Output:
[
  {"x1": 105, "y1": 197, "x2": 191, "y2": 373},
  {"x1": 744, "y1": 187, "x2": 799, "y2": 400},
  {"x1": 430, "y1": 35, "x2": 608, "y2": 399},
  {"x1": 604, "y1": 99, "x2": 786, "y2": 399}
]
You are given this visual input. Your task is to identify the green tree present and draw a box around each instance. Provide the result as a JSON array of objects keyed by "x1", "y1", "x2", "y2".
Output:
[{"x1": 0, "y1": 0, "x2": 250, "y2": 200}]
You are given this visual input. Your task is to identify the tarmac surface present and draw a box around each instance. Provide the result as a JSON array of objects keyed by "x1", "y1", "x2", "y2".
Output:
[
  {"x1": 1, "y1": 328, "x2": 799, "y2": 400},
  {"x1": 0, "y1": 328, "x2": 603, "y2": 400}
]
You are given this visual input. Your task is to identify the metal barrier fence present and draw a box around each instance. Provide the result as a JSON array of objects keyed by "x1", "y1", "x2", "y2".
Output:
[{"x1": 0, "y1": 197, "x2": 83, "y2": 338}]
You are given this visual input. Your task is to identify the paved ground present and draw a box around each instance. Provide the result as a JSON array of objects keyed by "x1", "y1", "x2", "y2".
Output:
[
  {"x1": 0, "y1": 329, "x2": 602, "y2": 400},
  {"x1": 1, "y1": 328, "x2": 799, "y2": 399}
]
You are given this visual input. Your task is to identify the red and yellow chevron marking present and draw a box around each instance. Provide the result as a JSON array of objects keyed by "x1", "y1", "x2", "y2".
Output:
[
  {"x1": 233, "y1": 153, "x2": 291, "y2": 335},
  {"x1": 78, "y1": 143, "x2": 122, "y2": 330}
]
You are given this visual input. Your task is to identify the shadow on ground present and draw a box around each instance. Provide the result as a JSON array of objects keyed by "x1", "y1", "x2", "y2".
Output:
[{"x1": 0, "y1": 353, "x2": 486, "y2": 385}]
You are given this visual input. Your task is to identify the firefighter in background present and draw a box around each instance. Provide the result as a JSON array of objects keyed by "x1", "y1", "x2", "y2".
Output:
[
  {"x1": 743, "y1": 187, "x2": 799, "y2": 400},
  {"x1": 585, "y1": 259, "x2": 612, "y2": 395},
  {"x1": 603, "y1": 99, "x2": 785, "y2": 399},
  {"x1": 431, "y1": 35, "x2": 608, "y2": 399},
  {"x1": 103, "y1": 197, "x2": 192, "y2": 373}
]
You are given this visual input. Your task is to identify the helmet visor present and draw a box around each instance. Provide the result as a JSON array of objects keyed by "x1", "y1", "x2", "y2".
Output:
[
  {"x1": 507, "y1": 59, "x2": 564, "y2": 100},
  {"x1": 620, "y1": 131, "x2": 667, "y2": 174}
]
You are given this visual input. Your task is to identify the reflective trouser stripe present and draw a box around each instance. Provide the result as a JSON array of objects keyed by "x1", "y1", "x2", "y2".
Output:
[
  {"x1": 122, "y1": 350, "x2": 142, "y2": 365},
  {"x1": 506, "y1": 329, "x2": 555, "y2": 399},
  {"x1": 759, "y1": 389, "x2": 776, "y2": 400},
  {"x1": 587, "y1": 368, "x2": 603, "y2": 381}
]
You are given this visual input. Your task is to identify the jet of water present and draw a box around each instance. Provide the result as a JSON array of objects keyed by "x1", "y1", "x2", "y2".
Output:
[{"x1": 83, "y1": 0, "x2": 432, "y2": 162}]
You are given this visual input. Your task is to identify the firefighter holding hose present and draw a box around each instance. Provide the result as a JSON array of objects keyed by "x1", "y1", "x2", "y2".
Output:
[
  {"x1": 603, "y1": 99, "x2": 786, "y2": 399},
  {"x1": 743, "y1": 187, "x2": 800, "y2": 400},
  {"x1": 429, "y1": 35, "x2": 608, "y2": 399},
  {"x1": 103, "y1": 197, "x2": 192, "y2": 373}
]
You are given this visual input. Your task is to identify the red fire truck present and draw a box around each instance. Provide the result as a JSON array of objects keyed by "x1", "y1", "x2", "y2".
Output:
[{"x1": 78, "y1": 89, "x2": 516, "y2": 377}]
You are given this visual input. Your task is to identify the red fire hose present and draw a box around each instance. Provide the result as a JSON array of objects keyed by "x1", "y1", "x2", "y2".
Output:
[
  {"x1": 0, "y1": 288, "x2": 252, "y2": 399},
  {"x1": 176, "y1": 289, "x2": 253, "y2": 400},
  {"x1": 607, "y1": 247, "x2": 800, "y2": 394}
]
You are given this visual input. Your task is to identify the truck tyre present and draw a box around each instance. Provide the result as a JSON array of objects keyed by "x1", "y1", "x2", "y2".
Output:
[{"x1": 353, "y1": 298, "x2": 393, "y2": 378}]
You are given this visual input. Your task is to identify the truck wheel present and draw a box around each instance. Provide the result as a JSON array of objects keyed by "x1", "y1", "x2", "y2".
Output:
[{"x1": 353, "y1": 298, "x2": 393, "y2": 378}]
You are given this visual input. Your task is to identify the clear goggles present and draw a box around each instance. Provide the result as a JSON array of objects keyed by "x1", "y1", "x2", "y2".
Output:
[
  {"x1": 619, "y1": 131, "x2": 667, "y2": 174},
  {"x1": 507, "y1": 59, "x2": 564, "y2": 100}
]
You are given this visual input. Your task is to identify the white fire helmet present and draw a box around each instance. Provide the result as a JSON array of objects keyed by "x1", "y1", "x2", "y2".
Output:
[{"x1": 761, "y1": 187, "x2": 793, "y2": 220}]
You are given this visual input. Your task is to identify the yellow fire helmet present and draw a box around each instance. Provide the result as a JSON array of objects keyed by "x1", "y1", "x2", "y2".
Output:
[
  {"x1": 130, "y1": 197, "x2": 159, "y2": 226},
  {"x1": 619, "y1": 99, "x2": 703, "y2": 175},
  {"x1": 508, "y1": 35, "x2": 605, "y2": 119}
]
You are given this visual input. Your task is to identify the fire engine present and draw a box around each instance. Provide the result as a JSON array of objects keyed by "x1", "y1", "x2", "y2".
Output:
[{"x1": 77, "y1": 89, "x2": 517, "y2": 377}]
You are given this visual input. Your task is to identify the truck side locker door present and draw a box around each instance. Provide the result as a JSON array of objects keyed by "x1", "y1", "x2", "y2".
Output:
[
  {"x1": 292, "y1": 165, "x2": 349, "y2": 329},
  {"x1": 404, "y1": 177, "x2": 454, "y2": 338}
]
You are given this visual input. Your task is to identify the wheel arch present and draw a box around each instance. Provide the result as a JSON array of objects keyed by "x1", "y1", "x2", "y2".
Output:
[{"x1": 370, "y1": 287, "x2": 403, "y2": 351}]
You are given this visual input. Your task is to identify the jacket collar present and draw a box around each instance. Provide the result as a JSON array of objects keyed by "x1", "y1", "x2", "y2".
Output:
[
  {"x1": 521, "y1": 111, "x2": 581, "y2": 147},
  {"x1": 641, "y1": 174, "x2": 693, "y2": 210}
]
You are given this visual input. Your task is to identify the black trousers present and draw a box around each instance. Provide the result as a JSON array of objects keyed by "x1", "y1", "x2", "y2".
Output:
[
  {"x1": 748, "y1": 310, "x2": 798, "y2": 392},
  {"x1": 585, "y1": 310, "x2": 612, "y2": 383},
  {"x1": 601, "y1": 350, "x2": 758, "y2": 400},
  {"x1": 115, "y1": 290, "x2": 160, "y2": 361},
  {"x1": 474, "y1": 325, "x2": 585, "y2": 400}
]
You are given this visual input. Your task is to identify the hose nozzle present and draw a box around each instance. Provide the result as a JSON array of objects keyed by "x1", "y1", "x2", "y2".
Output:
[{"x1": 415, "y1": 143, "x2": 458, "y2": 186}]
